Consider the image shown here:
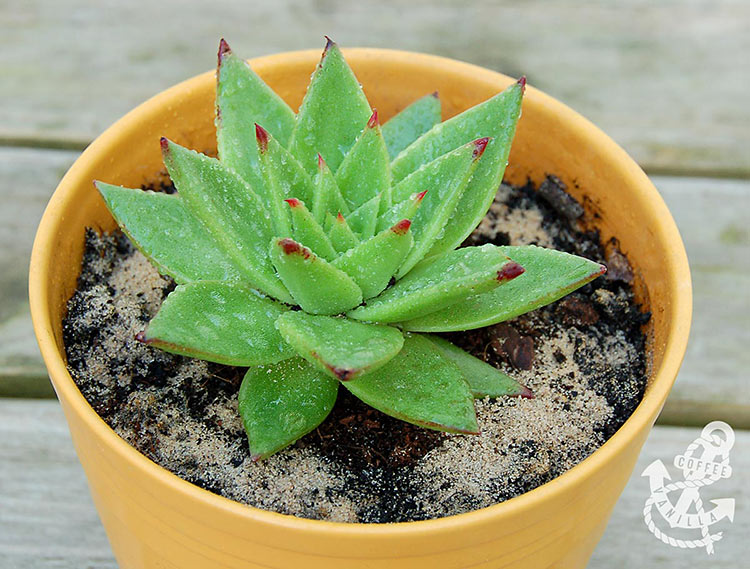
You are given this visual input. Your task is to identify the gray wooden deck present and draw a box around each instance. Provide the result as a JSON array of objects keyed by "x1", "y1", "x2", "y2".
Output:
[{"x1": 1, "y1": 1, "x2": 747, "y2": 566}]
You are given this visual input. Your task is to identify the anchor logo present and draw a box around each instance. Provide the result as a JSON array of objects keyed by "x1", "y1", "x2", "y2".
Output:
[{"x1": 641, "y1": 421, "x2": 735, "y2": 554}]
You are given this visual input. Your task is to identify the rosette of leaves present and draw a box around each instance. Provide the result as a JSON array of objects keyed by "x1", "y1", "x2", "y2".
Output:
[{"x1": 95, "y1": 38, "x2": 605, "y2": 459}]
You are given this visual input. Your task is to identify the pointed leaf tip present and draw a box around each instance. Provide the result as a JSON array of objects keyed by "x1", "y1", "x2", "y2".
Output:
[
  {"x1": 159, "y1": 136, "x2": 169, "y2": 152},
  {"x1": 323, "y1": 35, "x2": 335, "y2": 53},
  {"x1": 416, "y1": 190, "x2": 428, "y2": 200},
  {"x1": 367, "y1": 109, "x2": 379, "y2": 128},
  {"x1": 391, "y1": 219, "x2": 411, "y2": 235},
  {"x1": 336, "y1": 212, "x2": 345, "y2": 221},
  {"x1": 317, "y1": 153, "x2": 326, "y2": 169},
  {"x1": 431, "y1": 91, "x2": 440, "y2": 99},
  {"x1": 497, "y1": 261, "x2": 525, "y2": 282},
  {"x1": 519, "y1": 385, "x2": 535, "y2": 399},
  {"x1": 473, "y1": 137, "x2": 490, "y2": 159},
  {"x1": 218, "y1": 38, "x2": 231, "y2": 61},
  {"x1": 518, "y1": 76, "x2": 527, "y2": 93},
  {"x1": 135, "y1": 330, "x2": 147, "y2": 344},
  {"x1": 255, "y1": 124, "x2": 269, "y2": 152},
  {"x1": 277, "y1": 237, "x2": 310, "y2": 258},
  {"x1": 285, "y1": 198, "x2": 302, "y2": 208}
]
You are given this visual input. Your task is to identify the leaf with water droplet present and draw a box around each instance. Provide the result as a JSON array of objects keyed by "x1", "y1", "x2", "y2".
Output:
[
  {"x1": 216, "y1": 39, "x2": 296, "y2": 195},
  {"x1": 392, "y1": 80, "x2": 524, "y2": 259},
  {"x1": 96, "y1": 183, "x2": 242, "y2": 284},
  {"x1": 347, "y1": 244, "x2": 524, "y2": 323},
  {"x1": 424, "y1": 335, "x2": 532, "y2": 399},
  {"x1": 335, "y1": 111, "x2": 391, "y2": 210},
  {"x1": 270, "y1": 237, "x2": 363, "y2": 314},
  {"x1": 392, "y1": 139, "x2": 486, "y2": 277},
  {"x1": 239, "y1": 357, "x2": 338, "y2": 459},
  {"x1": 161, "y1": 139, "x2": 292, "y2": 302},
  {"x1": 376, "y1": 190, "x2": 426, "y2": 233},
  {"x1": 343, "y1": 334, "x2": 478, "y2": 434},
  {"x1": 401, "y1": 245, "x2": 606, "y2": 331},
  {"x1": 332, "y1": 220, "x2": 414, "y2": 299},
  {"x1": 325, "y1": 212, "x2": 360, "y2": 254},
  {"x1": 288, "y1": 38, "x2": 372, "y2": 174},
  {"x1": 276, "y1": 312, "x2": 403, "y2": 381},
  {"x1": 285, "y1": 199, "x2": 336, "y2": 260},
  {"x1": 345, "y1": 194, "x2": 381, "y2": 240},
  {"x1": 312, "y1": 155, "x2": 349, "y2": 224},
  {"x1": 139, "y1": 282, "x2": 295, "y2": 366},
  {"x1": 383, "y1": 92, "x2": 442, "y2": 159}
]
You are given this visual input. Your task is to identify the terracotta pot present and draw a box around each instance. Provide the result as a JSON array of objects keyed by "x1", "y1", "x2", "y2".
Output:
[{"x1": 29, "y1": 48, "x2": 691, "y2": 568}]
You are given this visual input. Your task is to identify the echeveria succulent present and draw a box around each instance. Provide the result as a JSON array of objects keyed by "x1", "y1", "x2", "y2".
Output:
[{"x1": 96, "y1": 38, "x2": 605, "y2": 459}]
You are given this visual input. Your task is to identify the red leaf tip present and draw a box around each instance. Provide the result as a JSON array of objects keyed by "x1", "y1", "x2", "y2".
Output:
[
  {"x1": 135, "y1": 330, "x2": 148, "y2": 344},
  {"x1": 473, "y1": 137, "x2": 490, "y2": 159},
  {"x1": 367, "y1": 109, "x2": 379, "y2": 129},
  {"x1": 218, "y1": 38, "x2": 231, "y2": 62},
  {"x1": 497, "y1": 261, "x2": 525, "y2": 282},
  {"x1": 519, "y1": 385, "x2": 535, "y2": 399},
  {"x1": 416, "y1": 190, "x2": 428, "y2": 201},
  {"x1": 278, "y1": 238, "x2": 310, "y2": 258},
  {"x1": 255, "y1": 124, "x2": 269, "y2": 152},
  {"x1": 317, "y1": 153, "x2": 326, "y2": 169},
  {"x1": 517, "y1": 76, "x2": 527, "y2": 93},
  {"x1": 323, "y1": 36, "x2": 335, "y2": 54},
  {"x1": 284, "y1": 198, "x2": 301, "y2": 208},
  {"x1": 159, "y1": 137, "x2": 169, "y2": 151},
  {"x1": 391, "y1": 219, "x2": 412, "y2": 235},
  {"x1": 336, "y1": 212, "x2": 345, "y2": 221},
  {"x1": 431, "y1": 90, "x2": 440, "y2": 99}
]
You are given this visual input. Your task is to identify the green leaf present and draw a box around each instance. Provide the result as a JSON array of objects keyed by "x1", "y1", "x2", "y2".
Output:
[
  {"x1": 216, "y1": 39, "x2": 296, "y2": 194},
  {"x1": 335, "y1": 111, "x2": 391, "y2": 210},
  {"x1": 239, "y1": 357, "x2": 338, "y2": 460},
  {"x1": 401, "y1": 245, "x2": 606, "y2": 332},
  {"x1": 276, "y1": 312, "x2": 404, "y2": 381},
  {"x1": 312, "y1": 155, "x2": 350, "y2": 224},
  {"x1": 424, "y1": 335, "x2": 532, "y2": 399},
  {"x1": 344, "y1": 334, "x2": 478, "y2": 434},
  {"x1": 285, "y1": 198, "x2": 336, "y2": 261},
  {"x1": 347, "y1": 244, "x2": 524, "y2": 323},
  {"x1": 161, "y1": 139, "x2": 292, "y2": 303},
  {"x1": 270, "y1": 238, "x2": 363, "y2": 314},
  {"x1": 383, "y1": 92, "x2": 442, "y2": 160},
  {"x1": 332, "y1": 220, "x2": 414, "y2": 299},
  {"x1": 345, "y1": 194, "x2": 381, "y2": 241},
  {"x1": 325, "y1": 212, "x2": 360, "y2": 254},
  {"x1": 376, "y1": 190, "x2": 426, "y2": 233},
  {"x1": 96, "y1": 184, "x2": 242, "y2": 284},
  {"x1": 256, "y1": 125, "x2": 317, "y2": 238},
  {"x1": 393, "y1": 139, "x2": 486, "y2": 277},
  {"x1": 139, "y1": 282, "x2": 295, "y2": 366},
  {"x1": 288, "y1": 38, "x2": 372, "y2": 174},
  {"x1": 391, "y1": 79, "x2": 524, "y2": 258}
]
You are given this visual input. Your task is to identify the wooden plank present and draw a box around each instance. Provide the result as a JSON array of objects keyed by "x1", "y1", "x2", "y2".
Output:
[
  {"x1": 1, "y1": 399, "x2": 746, "y2": 567},
  {"x1": 0, "y1": 399, "x2": 117, "y2": 569},
  {"x1": 590, "y1": 424, "x2": 749, "y2": 567},
  {"x1": 0, "y1": 148, "x2": 77, "y2": 398},
  {"x1": 656, "y1": 177, "x2": 750, "y2": 428},
  {"x1": 1, "y1": 0, "x2": 748, "y2": 176}
]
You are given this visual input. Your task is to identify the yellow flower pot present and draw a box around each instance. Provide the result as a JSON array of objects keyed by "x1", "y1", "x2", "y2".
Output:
[{"x1": 29, "y1": 48, "x2": 691, "y2": 568}]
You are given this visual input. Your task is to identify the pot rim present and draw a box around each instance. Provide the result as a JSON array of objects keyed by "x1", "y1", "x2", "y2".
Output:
[{"x1": 29, "y1": 47, "x2": 692, "y2": 536}]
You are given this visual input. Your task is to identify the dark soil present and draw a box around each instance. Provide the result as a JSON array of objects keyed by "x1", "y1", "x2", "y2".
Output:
[{"x1": 63, "y1": 175, "x2": 649, "y2": 523}]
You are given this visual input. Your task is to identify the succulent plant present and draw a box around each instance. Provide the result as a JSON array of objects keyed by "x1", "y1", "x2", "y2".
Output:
[{"x1": 95, "y1": 38, "x2": 605, "y2": 459}]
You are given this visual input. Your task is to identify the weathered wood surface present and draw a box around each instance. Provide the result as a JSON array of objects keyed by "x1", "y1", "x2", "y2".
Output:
[
  {"x1": 3, "y1": 144, "x2": 748, "y2": 427},
  {"x1": 0, "y1": 399, "x2": 746, "y2": 568},
  {"x1": 1, "y1": 0, "x2": 748, "y2": 177}
]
